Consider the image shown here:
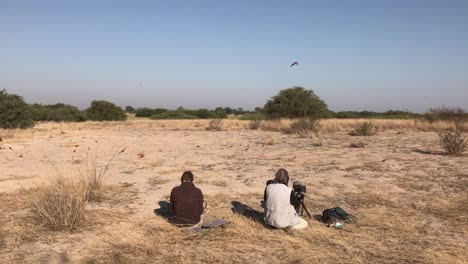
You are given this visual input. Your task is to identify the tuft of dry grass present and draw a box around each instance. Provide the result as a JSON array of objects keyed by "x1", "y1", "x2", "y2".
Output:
[
  {"x1": 77, "y1": 150, "x2": 118, "y2": 202},
  {"x1": 349, "y1": 121, "x2": 377, "y2": 136},
  {"x1": 32, "y1": 177, "x2": 88, "y2": 232},
  {"x1": 283, "y1": 117, "x2": 321, "y2": 138},
  {"x1": 206, "y1": 118, "x2": 224, "y2": 131},
  {"x1": 248, "y1": 119, "x2": 262, "y2": 130}
]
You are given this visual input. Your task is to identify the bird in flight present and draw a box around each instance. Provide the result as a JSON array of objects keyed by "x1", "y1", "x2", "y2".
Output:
[{"x1": 290, "y1": 61, "x2": 299, "y2": 67}]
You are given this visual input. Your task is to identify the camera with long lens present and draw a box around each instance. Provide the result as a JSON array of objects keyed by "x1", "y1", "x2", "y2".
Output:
[{"x1": 292, "y1": 181, "x2": 311, "y2": 218}]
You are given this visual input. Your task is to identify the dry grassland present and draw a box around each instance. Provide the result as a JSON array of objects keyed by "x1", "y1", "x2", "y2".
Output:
[{"x1": 0, "y1": 119, "x2": 467, "y2": 263}]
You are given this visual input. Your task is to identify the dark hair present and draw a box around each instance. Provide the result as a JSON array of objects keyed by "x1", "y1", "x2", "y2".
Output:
[
  {"x1": 181, "y1": 171, "x2": 194, "y2": 183},
  {"x1": 275, "y1": 168, "x2": 289, "y2": 185}
]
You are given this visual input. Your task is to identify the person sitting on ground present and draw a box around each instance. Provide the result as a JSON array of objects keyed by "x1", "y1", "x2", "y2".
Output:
[
  {"x1": 170, "y1": 171, "x2": 205, "y2": 227},
  {"x1": 264, "y1": 168, "x2": 308, "y2": 230}
]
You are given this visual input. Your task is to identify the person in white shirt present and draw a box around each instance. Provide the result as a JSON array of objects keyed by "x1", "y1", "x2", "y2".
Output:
[{"x1": 264, "y1": 168, "x2": 308, "y2": 230}]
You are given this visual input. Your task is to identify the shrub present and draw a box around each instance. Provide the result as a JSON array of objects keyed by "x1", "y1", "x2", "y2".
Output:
[
  {"x1": 150, "y1": 111, "x2": 199, "y2": 120},
  {"x1": 33, "y1": 177, "x2": 88, "y2": 231},
  {"x1": 350, "y1": 121, "x2": 377, "y2": 136},
  {"x1": 206, "y1": 118, "x2": 223, "y2": 131},
  {"x1": 248, "y1": 119, "x2": 262, "y2": 130},
  {"x1": 86, "y1": 100, "x2": 127, "y2": 121},
  {"x1": 263, "y1": 86, "x2": 328, "y2": 118},
  {"x1": 424, "y1": 107, "x2": 466, "y2": 123},
  {"x1": 284, "y1": 117, "x2": 321, "y2": 137},
  {"x1": 438, "y1": 125, "x2": 467, "y2": 155},
  {"x1": 0, "y1": 90, "x2": 35, "y2": 129},
  {"x1": 30, "y1": 103, "x2": 87, "y2": 122},
  {"x1": 239, "y1": 113, "x2": 266, "y2": 120}
]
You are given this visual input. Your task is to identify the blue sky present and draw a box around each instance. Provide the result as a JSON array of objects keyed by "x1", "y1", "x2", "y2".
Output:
[{"x1": 1, "y1": 0, "x2": 467, "y2": 112}]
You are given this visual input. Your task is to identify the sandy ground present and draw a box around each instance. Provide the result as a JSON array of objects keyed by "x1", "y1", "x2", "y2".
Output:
[{"x1": 0, "y1": 121, "x2": 467, "y2": 263}]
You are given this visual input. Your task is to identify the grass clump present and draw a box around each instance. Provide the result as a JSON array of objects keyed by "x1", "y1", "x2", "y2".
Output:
[
  {"x1": 438, "y1": 123, "x2": 467, "y2": 155},
  {"x1": 78, "y1": 151, "x2": 118, "y2": 202},
  {"x1": 349, "y1": 121, "x2": 377, "y2": 136},
  {"x1": 32, "y1": 177, "x2": 88, "y2": 232},
  {"x1": 284, "y1": 117, "x2": 321, "y2": 137},
  {"x1": 206, "y1": 118, "x2": 223, "y2": 131},
  {"x1": 248, "y1": 119, "x2": 261, "y2": 130}
]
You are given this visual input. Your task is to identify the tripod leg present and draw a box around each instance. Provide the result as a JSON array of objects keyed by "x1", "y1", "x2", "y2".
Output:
[{"x1": 301, "y1": 201, "x2": 312, "y2": 219}]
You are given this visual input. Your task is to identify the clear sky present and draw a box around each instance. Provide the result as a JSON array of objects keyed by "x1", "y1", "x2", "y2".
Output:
[{"x1": 1, "y1": 0, "x2": 467, "y2": 112}]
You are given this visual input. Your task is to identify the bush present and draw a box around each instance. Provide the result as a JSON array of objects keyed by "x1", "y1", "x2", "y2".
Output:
[
  {"x1": 33, "y1": 177, "x2": 88, "y2": 231},
  {"x1": 206, "y1": 118, "x2": 223, "y2": 131},
  {"x1": 248, "y1": 119, "x2": 262, "y2": 130},
  {"x1": 239, "y1": 113, "x2": 266, "y2": 120},
  {"x1": 135, "y1": 108, "x2": 167, "y2": 117},
  {"x1": 283, "y1": 117, "x2": 321, "y2": 137},
  {"x1": 0, "y1": 90, "x2": 35, "y2": 129},
  {"x1": 30, "y1": 103, "x2": 87, "y2": 122},
  {"x1": 86, "y1": 100, "x2": 127, "y2": 121},
  {"x1": 350, "y1": 122, "x2": 377, "y2": 136},
  {"x1": 425, "y1": 107, "x2": 466, "y2": 123},
  {"x1": 263, "y1": 86, "x2": 328, "y2": 118},
  {"x1": 150, "y1": 111, "x2": 199, "y2": 120},
  {"x1": 438, "y1": 126, "x2": 467, "y2": 156}
]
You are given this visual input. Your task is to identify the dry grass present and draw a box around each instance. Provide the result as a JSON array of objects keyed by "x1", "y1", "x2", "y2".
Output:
[
  {"x1": 206, "y1": 118, "x2": 224, "y2": 131},
  {"x1": 349, "y1": 121, "x2": 377, "y2": 136},
  {"x1": 438, "y1": 127, "x2": 467, "y2": 155},
  {"x1": 77, "y1": 150, "x2": 118, "y2": 202},
  {"x1": 1, "y1": 121, "x2": 467, "y2": 263},
  {"x1": 32, "y1": 177, "x2": 88, "y2": 231},
  {"x1": 19, "y1": 118, "x2": 462, "y2": 135}
]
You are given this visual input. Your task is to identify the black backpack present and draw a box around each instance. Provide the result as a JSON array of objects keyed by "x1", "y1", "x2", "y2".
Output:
[{"x1": 321, "y1": 207, "x2": 355, "y2": 223}]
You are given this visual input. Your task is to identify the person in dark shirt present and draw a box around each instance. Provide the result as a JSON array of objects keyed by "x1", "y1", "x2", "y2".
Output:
[{"x1": 170, "y1": 171, "x2": 205, "y2": 227}]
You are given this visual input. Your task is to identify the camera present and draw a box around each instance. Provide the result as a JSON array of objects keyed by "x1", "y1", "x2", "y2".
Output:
[{"x1": 293, "y1": 181, "x2": 306, "y2": 194}]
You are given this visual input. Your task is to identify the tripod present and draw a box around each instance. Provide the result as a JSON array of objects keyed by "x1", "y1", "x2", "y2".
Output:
[{"x1": 295, "y1": 198, "x2": 312, "y2": 219}]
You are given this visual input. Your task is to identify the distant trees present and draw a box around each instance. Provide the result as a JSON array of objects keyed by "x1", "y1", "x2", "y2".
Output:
[
  {"x1": 263, "y1": 86, "x2": 328, "y2": 118},
  {"x1": 125, "y1": 106, "x2": 135, "y2": 113},
  {"x1": 30, "y1": 103, "x2": 87, "y2": 122},
  {"x1": 0, "y1": 90, "x2": 35, "y2": 129},
  {"x1": 86, "y1": 100, "x2": 127, "y2": 121}
]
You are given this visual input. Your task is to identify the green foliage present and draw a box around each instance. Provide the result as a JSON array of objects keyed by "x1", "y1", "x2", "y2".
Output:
[
  {"x1": 335, "y1": 110, "x2": 420, "y2": 119},
  {"x1": 86, "y1": 100, "x2": 127, "y2": 121},
  {"x1": 150, "y1": 111, "x2": 199, "y2": 120},
  {"x1": 0, "y1": 90, "x2": 35, "y2": 129},
  {"x1": 238, "y1": 113, "x2": 266, "y2": 120},
  {"x1": 125, "y1": 106, "x2": 135, "y2": 112},
  {"x1": 135, "y1": 107, "x2": 167, "y2": 117},
  {"x1": 30, "y1": 103, "x2": 87, "y2": 122},
  {"x1": 263, "y1": 86, "x2": 328, "y2": 118}
]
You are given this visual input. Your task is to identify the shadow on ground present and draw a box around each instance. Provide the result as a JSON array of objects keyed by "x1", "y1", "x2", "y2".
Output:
[
  {"x1": 153, "y1": 201, "x2": 173, "y2": 219},
  {"x1": 231, "y1": 201, "x2": 265, "y2": 224}
]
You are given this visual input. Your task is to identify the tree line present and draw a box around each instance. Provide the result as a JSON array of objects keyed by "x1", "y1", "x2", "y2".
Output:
[{"x1": 1, "y1": 88, "x2": 465, "y2": 129}]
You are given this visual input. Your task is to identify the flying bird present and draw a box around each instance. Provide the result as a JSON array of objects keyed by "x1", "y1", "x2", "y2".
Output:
[{"x1": 290, "y1": 61, "x2": 299, "y2": 67}]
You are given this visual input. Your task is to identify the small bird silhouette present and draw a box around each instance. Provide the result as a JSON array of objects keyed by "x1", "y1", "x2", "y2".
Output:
[{"x1": 290, "y1": 61, "x2": 299, "y2": 67}]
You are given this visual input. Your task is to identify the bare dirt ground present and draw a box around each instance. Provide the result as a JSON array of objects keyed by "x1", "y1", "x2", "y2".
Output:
[{"x1": 1, "y1": 120, "x2": 467, "y2": 263}]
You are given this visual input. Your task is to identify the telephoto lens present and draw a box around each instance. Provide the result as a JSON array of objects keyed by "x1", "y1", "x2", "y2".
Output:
[{"x1": 293, "y1": 181, "x2": 306, "y2": 193}]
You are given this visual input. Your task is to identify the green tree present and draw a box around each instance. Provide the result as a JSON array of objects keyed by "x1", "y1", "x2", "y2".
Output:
[
  {"x1": 0, "y1": 90, "x2": 35, "y2": 129},
  {"x1": 263, "y1": 86, "x2": 328, "y2": 118},
  {"x1": 86, "y1": 100, "x2": 127, "y2": 121}
]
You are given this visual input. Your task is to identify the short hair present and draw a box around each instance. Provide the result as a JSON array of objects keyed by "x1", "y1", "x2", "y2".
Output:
[
  {"x1": 181, "y1": 171, "x2": 194, "y2": 183},
  {"x1": 275, "y1": 168, "x2": 289, "y2": 185}
]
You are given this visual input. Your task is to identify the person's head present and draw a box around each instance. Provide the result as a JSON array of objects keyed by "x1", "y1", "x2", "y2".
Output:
[
  {"x1": 181, "y1": 171, "x2": 194, "y2": 184},
  {"x1": 275, "y1": 168, "x2": 289, "y2": 186}
]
